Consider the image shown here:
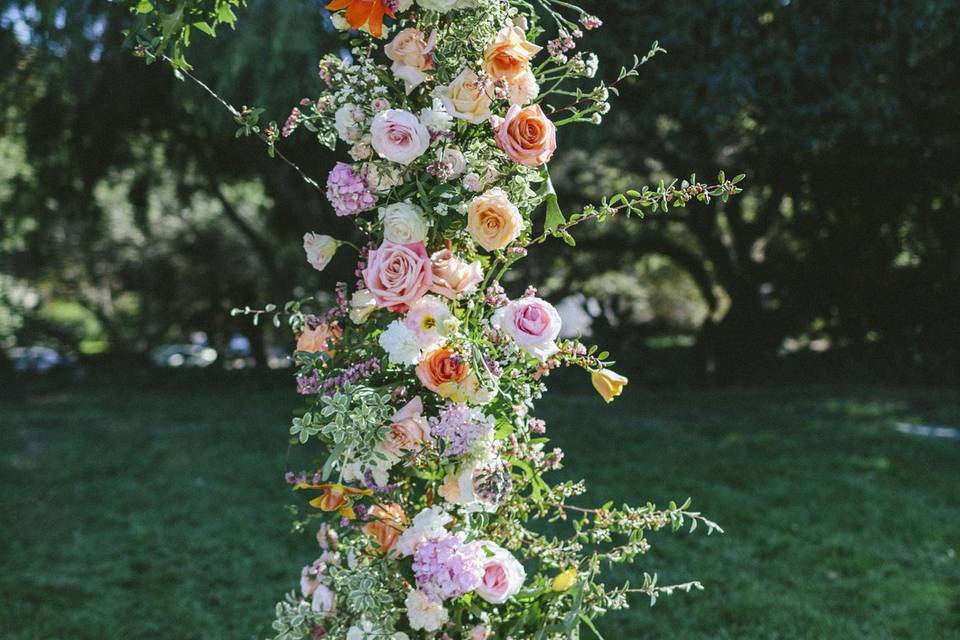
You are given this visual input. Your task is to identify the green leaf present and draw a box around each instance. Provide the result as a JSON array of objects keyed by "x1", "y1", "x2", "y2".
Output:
[
  {"x1": 543, "y1": 174, "x2": 566, "y2": 233},
  {"x1": 135, "y1": 0, "x2": 155, "y2": 13},
  {"x1": 192, "y1": 21, "x2": 216, "y2": 37}
]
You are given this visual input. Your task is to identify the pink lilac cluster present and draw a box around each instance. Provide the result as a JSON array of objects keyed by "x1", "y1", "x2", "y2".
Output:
[
  {"x1": 321, "y1": 282, "x2": 351, "y2": 324},
  {"x1": 282, "y1": 107, "x2": 301, "y2": 138},
  {"x1": 547, "y1": 29, "x2": 580, "y2": 58},
  {"x1": 325, "y1": 162, "x2": 377, "y2": 217},
  {"x1": 322, "y1": 357, "x2": 381, "y2": 394},
  {"x1": 529, "y1": 418, "x2": 547, "y2": 434},
  {"x1": 429, "y1": 403, "x2": 494, "y2": 457},
  {"x1": 485, "y1": 282, "x2": 509, "y2": 307},
  {"x1": 285, "y1": 470, "x2": 324, "y2": 485},
  {"x1": 413, "y1": 534, "x2": 485, "y2": 602},
  {"x1": 580, "y1": 15, "x2": 602, "y2": 30}
]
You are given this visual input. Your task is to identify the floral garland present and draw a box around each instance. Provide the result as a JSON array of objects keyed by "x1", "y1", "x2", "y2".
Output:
[{"x1": 200, "y1": 1, "x2": 740, "y2": 638}]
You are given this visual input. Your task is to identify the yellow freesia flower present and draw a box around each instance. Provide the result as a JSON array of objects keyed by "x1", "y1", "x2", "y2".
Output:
[
  {"x1": 551, "y1": 568, "x2": 578, "y2": 592},
  {"x1": 591, "y1": 369, "x2": 628, "y2": 403}
]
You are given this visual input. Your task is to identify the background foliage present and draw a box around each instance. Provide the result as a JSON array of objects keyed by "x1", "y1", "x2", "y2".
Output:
[{"x1": 1, "y1": 0, "x2": 958, "y2": 381}]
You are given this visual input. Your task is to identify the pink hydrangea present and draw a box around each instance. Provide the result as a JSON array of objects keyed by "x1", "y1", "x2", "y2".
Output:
[
  {"x1": 412, "y1": 533, "x2": 485, "y2": 602},
  {"x1": 325, "y1": 162, "x2": 377, "y2": 217}
]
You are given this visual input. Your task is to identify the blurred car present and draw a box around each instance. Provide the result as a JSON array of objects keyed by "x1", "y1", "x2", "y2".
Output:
[
  {"x1": 149, "y1": 344, "x2": 218, "y2": 368},
  {"x1": 7, "y1": 346, "x2": 74, "y2": 373}
]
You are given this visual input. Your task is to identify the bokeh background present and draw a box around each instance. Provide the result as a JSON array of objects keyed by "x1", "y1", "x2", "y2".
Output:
[{"x1": 1, "y1": 1, "x2": 958, "y2": 639}]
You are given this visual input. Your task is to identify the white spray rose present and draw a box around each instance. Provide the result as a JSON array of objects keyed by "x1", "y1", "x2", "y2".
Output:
[
  {"x1": 405, "y1": 589, "x2": 449, "y2": 632},
  {"x1": 379, "y1": 202, "x2": 429, "y2": 244},
  {"x1": 334, "y1": 104, "x2": 363, "y2": 143}
]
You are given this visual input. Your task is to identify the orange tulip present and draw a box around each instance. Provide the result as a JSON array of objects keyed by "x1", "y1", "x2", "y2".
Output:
[{"x1": 326, "y1": 0, "x2": 395, "y2": 38}]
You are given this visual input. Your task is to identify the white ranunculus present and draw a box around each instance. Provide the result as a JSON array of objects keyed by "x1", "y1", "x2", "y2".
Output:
[
  {"x1": 371, "y1": 109, "x2": 431, "y2": 165},
  {"x1": 349, "y1": 289, "x2": 378, "y2": 324},
  {"x1": 420, "y1": 103, "x2": 453, "y2": 132},
  {"x1": 334, "y1": 103, "x2": 363, "y2": 143},
  {"x1": 394, "y1": 506, "x2": 452, "y2": 557},
  {"x1": 303, "y1": 233, "x2": 338, "y2": 272},
  {"x1": 405, "y1": 589, "x2": 449, "y2": 632},
  {"x1": 508, "y1": 69, "x2": 540, "y2": 105},
  {"x1": 379, "y1": 319, "x2": 422, "y2": 365},
  {"x1": 379, "y1": 202, "x2": 429, "y2": 244},
  {"x1": 416, "y1": 0, "x2": 460, "y2": 12}
]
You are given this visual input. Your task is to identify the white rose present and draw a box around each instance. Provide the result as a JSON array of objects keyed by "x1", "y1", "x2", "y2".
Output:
[
  {"x1": 405, "y1": 589, "x2": 449, "y2": 632},
  {"x1": 379, "y1": 202, "x2": 429, "y2": 244},
  {"x1": 394, "y1": 506, "x2": 452, "y2": 557},
  {"x1": 438, "y1": 147, "x2": 467, "y2": 178},
  {"x1": 303, "y1": 233, "x2": 338, "y2": 272},
  {"x1": 334, "y1": 104, "x2": 363, "y2": 143},
  {"x1": 371, "y1": 109, "x2": 431, "y2": 165},
  {"x1": 349, "y1": 289, "x2": 378, "y2": 324}
]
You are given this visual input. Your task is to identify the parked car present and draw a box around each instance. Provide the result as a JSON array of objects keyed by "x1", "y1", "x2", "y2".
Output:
[
  {"x1": 7, "y1": 346, "x2": 74, "y2": 373},
  {"x1": 149, "y1": 344, "x2": 218, "y2": 368}
]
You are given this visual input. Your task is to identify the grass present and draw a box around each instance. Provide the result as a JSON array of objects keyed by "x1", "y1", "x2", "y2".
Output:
[{"x1": 1, "y1": 369, "x2": 958, "y2": 639}]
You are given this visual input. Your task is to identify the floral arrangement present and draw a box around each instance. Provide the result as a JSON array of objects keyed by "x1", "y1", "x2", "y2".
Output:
[{"x1": 130, "y1": 1, "x2": 742, "y2": 638}]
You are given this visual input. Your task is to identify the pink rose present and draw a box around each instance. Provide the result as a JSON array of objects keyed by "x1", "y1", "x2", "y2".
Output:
[
  {"x1": 363, "y1": 241, "x2": 433, "y2": 312},
  {"x1": 371, "y1": 109, "x2": 431, "y2": 165},
  {"x1": 475, "y1": 543, "x2": 525, "y2": 604},
  {"x1": 491, "y1": 296, "x2": 562, "y2": 361},
  {"x1": 494, "y1": 104, "x2": 557, "y2": 167},
  {"x1": 430, "y1": 249, "x2": 484, "y2": 299}
]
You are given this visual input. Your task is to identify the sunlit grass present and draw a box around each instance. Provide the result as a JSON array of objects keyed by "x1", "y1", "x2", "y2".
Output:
[{"x1": 1, "y1": 370, "x2": 957, "y2": 639}]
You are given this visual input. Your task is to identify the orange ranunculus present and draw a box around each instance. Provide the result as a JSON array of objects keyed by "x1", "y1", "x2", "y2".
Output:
[
  {"x1": 296, "y1": 483, "x2": 373, "y2": 518},
  {"x1": 416, "y1": 346, "x2": 469, "y2": 393},
  {"x1": 296, "y1": 322, "x2": 343, "y2": 355},
  {"x1": 326, "y1": 0, "x2": 395, "y2": 38},
  {"x1": 362, "y1": 502, "x2": 407, "y2": 554}
]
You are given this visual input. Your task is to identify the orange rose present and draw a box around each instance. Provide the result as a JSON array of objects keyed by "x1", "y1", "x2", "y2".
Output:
[
  {"x1": 416, "y1": 347, "x2": 469, "y2": 393},
  {"x1": 483, "y1": 26, "x2": 541, "y2": 84},
  {"x1": 362, "y1": 502, "x2": 407, "y2": 554},
  {"x1": 494, "y1": 104, "x2": 557, "y2": 167}
]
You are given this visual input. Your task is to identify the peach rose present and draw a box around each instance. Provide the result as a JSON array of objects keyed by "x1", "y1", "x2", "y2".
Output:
[
  {"x1": 467, "y1": 188, "x2": 523, "y2": 252},
  {"x1": 296, "y1": 322, "x2": 342, "y2": 354},
  {"x1": 381, "y1": 396, "x2": 431, "y2": 456},
  {"x1": 438, "y1": 68, "x2": 493, "y2": 125},
  {"x1": 363, "y1": 240, "x2": 434, "y2": 312},
  {"x1": 385, "y1": 28, "x2": 436, "y2": 94},
  {"x1": 430, "y1": 249, "x2": 484, "y2": 299},
  {"x1": 416, "y1": 347, "x2": 469, "y2": 393},
  {"x1": 494, "y1": 104, "x2": 557, "y2": 167},
  {"x1": 483, "y1": 26, "x2": 541, "y2": 84},
  {"x1": 362, "y1": 502, "x2": 407, "y2": 554}
]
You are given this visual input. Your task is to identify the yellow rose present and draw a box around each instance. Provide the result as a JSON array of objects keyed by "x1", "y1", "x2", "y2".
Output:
[
  {"x1": 591, "y1": 369, "x2": 629, "y2": 403},
  {"x1": 438, "y1": 68, "x2": 493, "y2": 125},
  {"x1": 551, "y1": 568, "x2": 578, "y2": 592},
  {"x1": 467, "y1": 187, "x2": 523, "y2": 252},
  {"x1": 483, "y1": 26, "x2": 541, "y2": 84}
]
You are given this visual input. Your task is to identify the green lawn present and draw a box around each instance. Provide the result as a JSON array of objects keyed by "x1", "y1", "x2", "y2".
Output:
[{"x1": 1, "y1": 370, "x2": 958, "y2": 639}]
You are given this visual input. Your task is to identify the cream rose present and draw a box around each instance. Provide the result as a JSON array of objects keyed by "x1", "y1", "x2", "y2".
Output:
[
  {"x1": 349, "y1": 289, "x2": 378, "y2": 324},
  {"x1": 437, "y1": 68, "x2": 492, "y2": 125},
  {"x1": 467, "y1": 188, "x2": 523, "y2": 252},
  {"x1": 385, "y1": 28, "x2": 436, "y2": 94},
  {"x1": 303, "y1": 233, "x2": 338, "y2": 272},
  {"x1": 371, "y1": 109, "x2": 431, "y2": 165},
  {"x1": 379, "y1": 202, "x2": 429, "y2": 244}
]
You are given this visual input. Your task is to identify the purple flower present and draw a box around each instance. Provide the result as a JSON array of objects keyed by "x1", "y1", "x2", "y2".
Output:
[
  {"x1": 325, "y1": 162, "x2": 377, "y2": 217},
  {"x1": 413, "y1": 534, "x2": 485, "y2": 602},
  {"x1": 429, "y1": 404, "x2": 495, "y2": 457}
]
